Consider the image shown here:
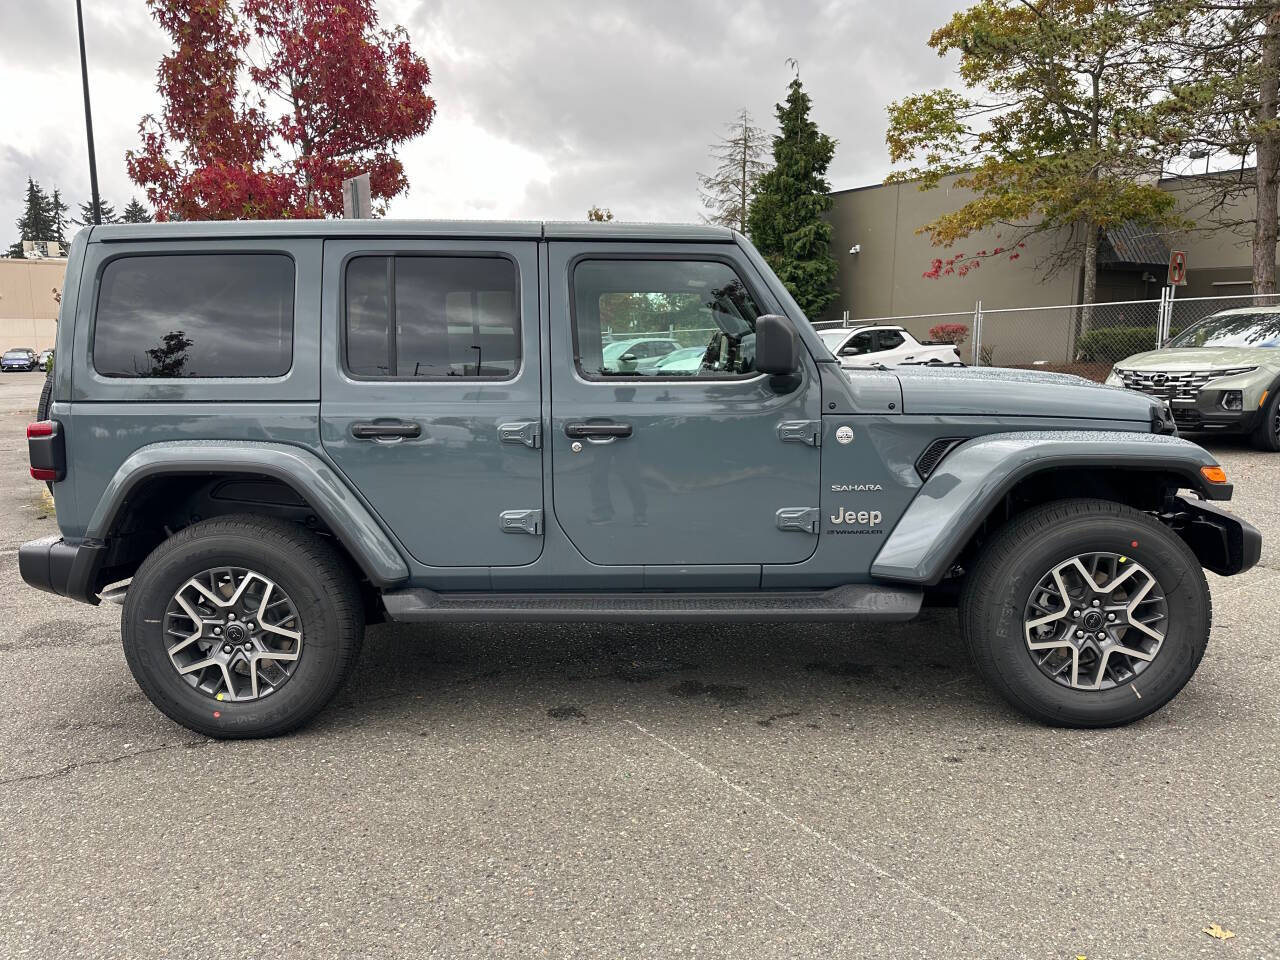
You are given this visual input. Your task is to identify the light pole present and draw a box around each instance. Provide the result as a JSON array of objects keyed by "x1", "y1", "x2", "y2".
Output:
[{"x1": 75, "y1": 0, "x2": 102, "y2": 225}]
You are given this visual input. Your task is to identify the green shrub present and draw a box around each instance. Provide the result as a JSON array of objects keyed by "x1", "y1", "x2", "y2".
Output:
[{"x1": 1075, "y1": 326, "x2": 1156, "y2": 363}]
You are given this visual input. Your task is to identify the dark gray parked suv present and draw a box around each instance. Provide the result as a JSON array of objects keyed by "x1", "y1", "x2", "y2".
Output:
[{"x1": 21, "y1": 220, "x2": 1260, "y2": 737}]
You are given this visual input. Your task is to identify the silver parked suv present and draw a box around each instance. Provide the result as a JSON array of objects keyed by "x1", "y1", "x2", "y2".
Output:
[{"x1": 1107, "y1": 306, "x2": 1280, "y2": 450}]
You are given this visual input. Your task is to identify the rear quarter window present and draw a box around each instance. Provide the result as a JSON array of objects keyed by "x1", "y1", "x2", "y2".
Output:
[{"x1": 93, "y1": 253, "x2": 295, "y2": 378}]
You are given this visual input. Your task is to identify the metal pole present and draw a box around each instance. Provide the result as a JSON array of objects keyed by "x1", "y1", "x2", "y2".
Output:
[
  {"x1": 75, "y1": 0, "x2": 102, "y2": 225},
  {"x1": 972, "y1": 300, "x2": 983, "y2": 365},
  {"x1": 1156, "y1": 287, "x2": 1167, "y2": 348}
]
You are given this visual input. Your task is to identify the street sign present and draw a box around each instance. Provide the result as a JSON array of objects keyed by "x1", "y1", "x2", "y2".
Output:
[
  {"x1": 1168, "y1": 250, "x2": 1187, "y2": 286},
  {"x1": 342, "y1": 173, "x2": 372, "y2": 219}
]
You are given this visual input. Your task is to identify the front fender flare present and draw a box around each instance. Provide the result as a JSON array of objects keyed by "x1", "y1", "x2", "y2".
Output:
[
  {"x1": 88, "y1": 441, "x2": 410, "y2": 587},
  {"x1": 870, "y1": 431, "x2": 1226, "y2": 585}
]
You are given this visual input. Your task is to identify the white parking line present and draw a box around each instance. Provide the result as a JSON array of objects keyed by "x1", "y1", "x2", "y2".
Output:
[{"x1": 621, "y1": 716, "x2": 1038, "y2": 960}]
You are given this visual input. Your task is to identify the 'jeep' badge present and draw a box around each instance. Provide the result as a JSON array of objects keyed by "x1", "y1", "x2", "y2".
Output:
[{"x1": 835, "y1": 426, "x2": 854, "y2": 445}]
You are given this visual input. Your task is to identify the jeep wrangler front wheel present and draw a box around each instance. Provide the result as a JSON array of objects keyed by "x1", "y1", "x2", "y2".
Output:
[
  {"x1": 960, "y1": 498, "x2": 1210, "y2": 727},
  {"x1": 122, "y1": 515, "x2": 363, "y2": 738}
]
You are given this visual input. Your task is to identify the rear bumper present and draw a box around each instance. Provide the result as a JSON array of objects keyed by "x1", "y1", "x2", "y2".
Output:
[
  {"x1": 1171, "y1": 496, "x2": 1262, "y2": 577},
  {"x1": 19, "y1": 536, "x2": 105, "y2": 604}
]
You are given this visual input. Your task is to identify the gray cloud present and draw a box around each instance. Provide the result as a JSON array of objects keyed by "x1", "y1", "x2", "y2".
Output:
[
  {"x1": 1, "y1": 0, "x2": 960, "y2": 236},
  {"x1": 403, "y1": 0, "x2": 958, "y2": 221}
]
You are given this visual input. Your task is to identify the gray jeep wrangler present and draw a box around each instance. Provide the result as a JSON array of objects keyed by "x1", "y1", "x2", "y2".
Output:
[{"x1": 21, "y1": 220, "x2": 1261, "y2": 737}]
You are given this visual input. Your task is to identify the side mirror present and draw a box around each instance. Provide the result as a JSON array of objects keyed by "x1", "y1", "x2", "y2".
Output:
[{"x1": 755, "y1": 314, "x2": 800, "y2": 375}]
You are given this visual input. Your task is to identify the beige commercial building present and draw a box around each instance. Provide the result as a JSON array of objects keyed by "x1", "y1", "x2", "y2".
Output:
[
  {"x1": 823, "y1": 173, "x2": 1265, "y2": 367},
  {"x1": 826, "y1": 173, "x2": 1259, "y2": 320},
  {"x1": 0, "y1": 257, "x2": 65, "y2": 351}
]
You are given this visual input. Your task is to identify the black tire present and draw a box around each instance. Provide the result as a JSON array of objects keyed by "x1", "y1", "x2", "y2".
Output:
[
  {"x1": 960, "y1": 498, "x2": 1210, "y2": 728},
  {"x1": 122, "y1": 515, "x2": 363, "y2": 738},
  {"x1": 36, "y1": 371, "x2": 52, "y2": 421},
  {"x1": 1249, "y1": 386, "x2": 1280, "y2": 452}
]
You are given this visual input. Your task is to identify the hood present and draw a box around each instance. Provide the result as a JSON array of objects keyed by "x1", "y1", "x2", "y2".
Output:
[
  {"x1": 888, "y1": 365, "x2": 1158, "y2": 422},
  {"x1": 1115, "y1": 346, "x2": 1280, "y2": 372}
]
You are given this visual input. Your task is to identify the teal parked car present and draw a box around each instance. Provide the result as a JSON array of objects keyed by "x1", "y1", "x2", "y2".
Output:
[{"x1": 20, "y1": 219, "x2": 1260, "y2": 737}]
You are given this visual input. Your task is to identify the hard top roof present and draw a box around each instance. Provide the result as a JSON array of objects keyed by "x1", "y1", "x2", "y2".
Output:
[
  {"x1": 90, "y1": 219, "x2": 734, "y2": 243},
  {"x1": 1209, "y1": 304, "x2": 1280, "y2": 316},
  {"x1": 816, "y1": 323, "x2": 905, "y2": 334}
]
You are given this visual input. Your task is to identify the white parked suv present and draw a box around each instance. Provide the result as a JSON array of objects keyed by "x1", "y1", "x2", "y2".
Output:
[{"x1": 817, "y1": 325, "x2": 962, "y2": 368}]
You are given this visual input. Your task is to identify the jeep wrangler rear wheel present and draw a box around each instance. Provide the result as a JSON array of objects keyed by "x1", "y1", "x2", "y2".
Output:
[
  {"x1": 122, "y1": 515, "x2": 363, "y2": 738},
  {"x1": 960, "y1": 498, "x2": 1210, "y2": 727}
]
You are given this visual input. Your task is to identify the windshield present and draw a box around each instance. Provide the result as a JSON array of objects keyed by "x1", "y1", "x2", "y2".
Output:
[
  {"x1": 3, "y1": 350, "x2": 28, "y2": 358},
  {"x1": 1169, "y1": 312, "x2": 1280, "y2": 349},
  {"x1": 817, "y1": 330, "x2": 848, "y2": 346}
]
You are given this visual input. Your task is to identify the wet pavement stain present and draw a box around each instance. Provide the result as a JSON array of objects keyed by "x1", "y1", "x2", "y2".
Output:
[
  {"x1": 547, "y1": 705, "x2": 586, "y2": 721},
  {"x1": 757, "y1": 710, "x2": 801, "y2": 728},
  {"x1": 614, "y1": 659, "x2": 699, "y2": 683},
  {"x1": 804, "y1": 660, "x2": 877, "y2": 680},
  {"x1": 668, "y1": 679, "x2": 748, "y2": 707}
]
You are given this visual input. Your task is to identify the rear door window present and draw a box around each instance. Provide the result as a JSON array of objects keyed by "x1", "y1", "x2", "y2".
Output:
[
  {"x1": 344, "y1": 255, "x2": 520, "y2": 379},
  {"x1": 876, "y1": 330, "x2": 905, "y2": 350},
  {"x1": 93, "y1": 253, "x2": 294, "y2": 378}
]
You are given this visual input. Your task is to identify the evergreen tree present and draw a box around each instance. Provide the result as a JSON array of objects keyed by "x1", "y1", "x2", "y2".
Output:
[
  {"x1": 747, "y1": 76, "x2": 838, "y2": 320},
  {"x1": 698, "y1": 108, "x2": 771, "y2": 233},
  {"x1": 45, "y1": 189, "x2": 69, "y2": 246},
  {"x1": 73, "y1": 198, "x2": 117, "y2": 226},
  {"x1": 9, "y1": 179, "x2": 54, "y2": 258},
  {"x1": 121, "y1": 197, "x2": 153, "y2": 223}
]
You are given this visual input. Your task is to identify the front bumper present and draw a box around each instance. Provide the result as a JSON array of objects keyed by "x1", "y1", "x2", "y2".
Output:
[
  {"x1": 1168, "y1": 399, "x2": 1262, "y2": 434},
  {"x1": 19, "y1": 536, "x2": 105, "y2": 604},
  {"x1": 1169, "y1": 496, "x2": 1262, "y2": 576}
]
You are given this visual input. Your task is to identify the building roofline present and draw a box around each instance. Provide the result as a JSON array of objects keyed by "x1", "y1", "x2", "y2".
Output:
[{"x1": 829, "y1": 166, "x2": 1260, "y2": 199}]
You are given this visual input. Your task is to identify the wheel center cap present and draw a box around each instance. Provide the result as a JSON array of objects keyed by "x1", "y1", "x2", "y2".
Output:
[
  {"x1": 1082, "y1": 610, "x2": 1104, "y2": 631},
  {"x1": 226, "y1": 623, "x2": 246, "y2": 643}
]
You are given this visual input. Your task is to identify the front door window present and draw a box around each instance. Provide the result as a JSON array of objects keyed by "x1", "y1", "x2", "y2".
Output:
[
  {"x1": 839, "y1": 331, "x2": 874, "y2": 357},
  {"x1": 574, "y1": 260, "x2": 765, "y2": 378}
]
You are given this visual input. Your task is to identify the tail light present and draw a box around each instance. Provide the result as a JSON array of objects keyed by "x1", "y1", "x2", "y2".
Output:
[{"x1": 27, "y1": 420, "x2": 65, "y2": 482}]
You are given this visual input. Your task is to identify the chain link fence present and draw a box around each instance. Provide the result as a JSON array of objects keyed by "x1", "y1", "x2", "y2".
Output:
[{"x1": 823, "y1": 290, "x2": 1280, "y2": 382}]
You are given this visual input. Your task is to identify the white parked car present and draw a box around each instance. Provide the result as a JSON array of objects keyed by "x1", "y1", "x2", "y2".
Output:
[{"x1": 817, "y1": 325, "x2": 963, "y2": 368}]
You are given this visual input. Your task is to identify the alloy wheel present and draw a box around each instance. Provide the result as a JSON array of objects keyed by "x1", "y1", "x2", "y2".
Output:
[
  {"x1": 1023, "y1": 552, "x2": 1167, "y2": 691},
  {"x1": 163, "y1": 567, "x2": 303, "y2": 701}
]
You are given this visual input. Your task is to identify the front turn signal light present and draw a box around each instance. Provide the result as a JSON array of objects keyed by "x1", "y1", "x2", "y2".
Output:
[{"x1": 1201, "y1": 465, "x2": 1228, "y2": 484}]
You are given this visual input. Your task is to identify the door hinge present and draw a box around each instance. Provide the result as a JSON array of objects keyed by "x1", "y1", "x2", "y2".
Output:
[
  {"x1": 498, "y1": 421, "x2": 541, "y2": 449},
  {"x1": 499, "y1": 509, "x2": 543, "y2": 535},
  {"x1": 776, "y1": 506, "x2": 820, "y2": 534},
  {"x1": 777, "y1": 420, "x2": 821, "y2": 447}
]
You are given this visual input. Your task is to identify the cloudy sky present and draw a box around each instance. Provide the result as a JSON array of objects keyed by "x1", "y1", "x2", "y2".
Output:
[{"x1": 0, "y1": 0, "x2": 960, "y2": 237}]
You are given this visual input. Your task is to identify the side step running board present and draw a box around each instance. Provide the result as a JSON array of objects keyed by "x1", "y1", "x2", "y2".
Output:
[{"x1": 381, "y1": 584, "x2": 922, "y2": 623}]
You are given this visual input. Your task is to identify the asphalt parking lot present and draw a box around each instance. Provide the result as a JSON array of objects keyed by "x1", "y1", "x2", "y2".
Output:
[{"x1": 0, "y1": 369, "x2": 1277, "y2": 960}]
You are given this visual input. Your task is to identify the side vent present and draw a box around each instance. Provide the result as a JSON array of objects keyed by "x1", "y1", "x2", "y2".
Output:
[{"x1": 915, "y1": 438, "x2": 967, "y2": 480}]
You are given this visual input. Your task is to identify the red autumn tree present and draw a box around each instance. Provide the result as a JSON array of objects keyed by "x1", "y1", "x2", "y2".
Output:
[{"x1": 127, "y1": 0, "x2": 435, "y2": 220}]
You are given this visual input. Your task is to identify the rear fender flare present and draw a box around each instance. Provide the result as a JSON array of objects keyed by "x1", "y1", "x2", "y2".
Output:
[
  {"x1": 88, "y1": 441, "x2": 409, "y2": 587},
  {"x1": 870, "y1": 431, "x2": 1226, "y2": 585}
]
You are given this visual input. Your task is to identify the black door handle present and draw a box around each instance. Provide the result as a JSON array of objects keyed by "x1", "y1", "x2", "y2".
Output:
[
  {"x1": 564, "y1": 421, "x2": 633, "y2": 439},
  {"x1": 351, "y1": 420, "x2": 422, "y2": 440}
]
